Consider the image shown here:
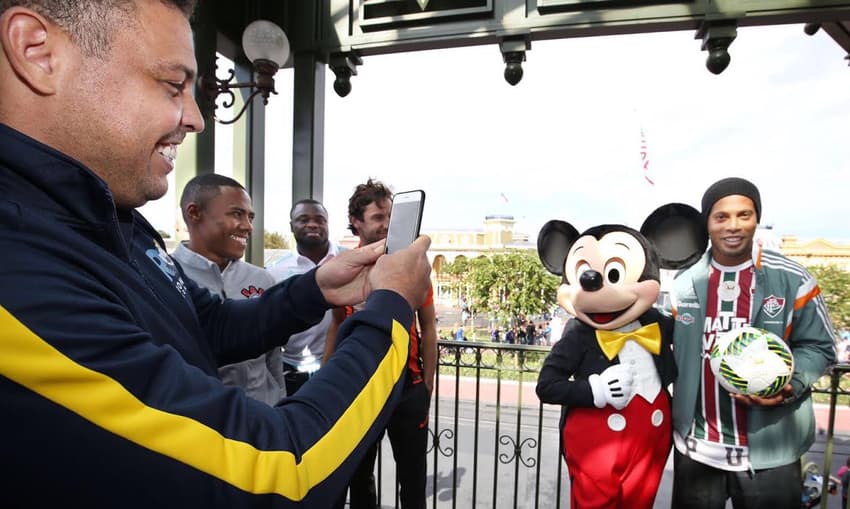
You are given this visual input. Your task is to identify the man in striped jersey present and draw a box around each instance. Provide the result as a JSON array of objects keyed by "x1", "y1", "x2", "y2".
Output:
[{"x1": 669, "y1": 177, "x2": 836, "y2": 508}]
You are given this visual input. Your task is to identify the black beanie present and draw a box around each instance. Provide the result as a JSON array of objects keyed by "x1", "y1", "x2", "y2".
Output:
[{"x1": 701, "y1": 177, "x2": 761, "y2": 223}]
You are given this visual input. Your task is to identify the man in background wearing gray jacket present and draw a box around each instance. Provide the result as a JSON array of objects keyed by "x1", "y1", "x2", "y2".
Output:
[{"x1": 173, "y1": 173, "x2": 285, "y2": 404}]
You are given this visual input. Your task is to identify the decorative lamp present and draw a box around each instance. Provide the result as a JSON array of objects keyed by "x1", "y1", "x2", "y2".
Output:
[{"x1": 199, "y1": 20, "x2": 289, "y2": 124}]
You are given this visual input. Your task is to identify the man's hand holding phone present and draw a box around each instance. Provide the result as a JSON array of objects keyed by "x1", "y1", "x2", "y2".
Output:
[
  {"x1": 315, "y1": 240, "x2": 385, "y2": 306},
  {"x1": 385, "y1": 190, "x2": 424, "y2": 255},
  {"x1": 317, "y1": 189, "x2": 430, "y2": 310},
  {"x1": 371, "y1": 235, "x2": 432, "y2": 310}
]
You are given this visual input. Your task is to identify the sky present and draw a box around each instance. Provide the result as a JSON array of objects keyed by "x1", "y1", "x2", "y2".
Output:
[{"x1": 140, "y1": 23, "x2": 850, "y2": 245}]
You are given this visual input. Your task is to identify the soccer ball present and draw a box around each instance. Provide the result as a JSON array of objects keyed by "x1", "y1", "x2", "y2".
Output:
[{"x1": 709, "y1": 326, "x2": 794, "y2": 398}]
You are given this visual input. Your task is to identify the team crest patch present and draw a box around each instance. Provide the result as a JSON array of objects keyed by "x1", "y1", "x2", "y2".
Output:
[{"x1": 762, "y1": 295, "x2": 785, "y2": 318}]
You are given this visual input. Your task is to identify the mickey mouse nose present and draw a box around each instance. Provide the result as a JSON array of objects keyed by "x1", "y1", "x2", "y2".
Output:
[{"x1": 579, "y1": 270, "x2": 604, "y2": 292}]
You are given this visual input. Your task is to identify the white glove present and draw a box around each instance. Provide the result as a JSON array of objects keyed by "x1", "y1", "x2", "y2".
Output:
[{"x1": 588, "y1": 364, "x2": 635, "y2": 410}]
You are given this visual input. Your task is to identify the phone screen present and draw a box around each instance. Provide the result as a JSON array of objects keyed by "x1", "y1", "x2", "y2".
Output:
[{"x1": 386, "y1": 190, "x2": 425, "y2": 254}]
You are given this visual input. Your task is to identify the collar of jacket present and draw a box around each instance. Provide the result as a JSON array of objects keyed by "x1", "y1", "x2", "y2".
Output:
[{"x1": 0, "y1": 122, "x2": 162, "y2": 258}]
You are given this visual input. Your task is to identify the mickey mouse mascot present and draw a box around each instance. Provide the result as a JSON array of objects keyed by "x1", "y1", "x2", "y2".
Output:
[{"x1": 536, "y1": 204, "x2": 706, "y2": 509}]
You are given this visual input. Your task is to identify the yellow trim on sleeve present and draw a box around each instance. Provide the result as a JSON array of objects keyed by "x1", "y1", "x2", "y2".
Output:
[{"x1": 0, "y1": 305, "x2": 408, "y2": 500}]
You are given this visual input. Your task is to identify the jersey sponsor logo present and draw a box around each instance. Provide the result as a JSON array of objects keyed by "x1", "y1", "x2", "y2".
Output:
[
  {"x1": 702, "y1": 316, "x2": 750, "y2": 356},
  {"x1": 676, "y1": 312, "x2": 695, "y2": 325},
  {"x1": 146, "y1": 245, "x2": 188, "y2": 297},
  {"x1": 726, "y1": 446, "x2": 745, "y2": 467},
  {"x1": 704, "y1": 315, "x2": 749, "y2": 334},
  {"x1": 762, "y1": 295, "x2": 785, "y2": 318},
  {"x1": 241, "y1": 285, "x2": 265, "y2": 298},
  {"x1": 677, "y1": 301, "x2": 701, "y2": 309}
]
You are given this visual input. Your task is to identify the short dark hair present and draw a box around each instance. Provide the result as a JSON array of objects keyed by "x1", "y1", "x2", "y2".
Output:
[
  {"x1": 180, "y1": 174, "x2": 245, "y2": 223},
  {"x1": 347, "y1": 178, "x2": 393, "y2": 235},
  {"x1": 0, "y1": 1, "x2": 197, "y2": 57},
  {"x1": 290, "y1": 198, "x2": 326, "y2": 219}
]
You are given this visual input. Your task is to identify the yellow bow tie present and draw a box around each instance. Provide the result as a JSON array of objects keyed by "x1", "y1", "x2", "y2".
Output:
[{"x1": 595, "y1": 322, "x2": 662, "y2": 360}]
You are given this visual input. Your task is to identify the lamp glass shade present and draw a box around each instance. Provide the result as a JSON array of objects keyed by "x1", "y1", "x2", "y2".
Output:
[{"x1": 242, "y1": 20, "x2": 289, "y2": 67}]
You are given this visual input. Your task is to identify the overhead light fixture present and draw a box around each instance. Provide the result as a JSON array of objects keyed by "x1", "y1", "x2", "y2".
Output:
[
  {"x1": 695, "y1": 18, "x2": 737, "y2": 75},
  {"x1": 500, "y1": 37, "x2": 530, "y2": 86},
  {"x1": 198, "y1": 20, "x2": 290, "y2": 125}
]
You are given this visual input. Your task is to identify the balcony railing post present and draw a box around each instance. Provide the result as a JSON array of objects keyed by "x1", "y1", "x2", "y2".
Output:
[{"x1": 822, "y1": 367, "x2": 841, "y2": 503}]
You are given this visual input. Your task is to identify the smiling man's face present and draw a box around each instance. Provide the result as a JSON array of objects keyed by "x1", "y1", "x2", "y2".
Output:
[
  {"x1": 707, "y1": 194, "x2": 758, "y2": 266},
  {"x1": 190, "y1": 185, "x2": 254, "y2": 269},
  {"x1": 48, "y1": 0, "x2": 204, "y2": 209},
  {"x1": 350, "y1": 199, "x2": 391, "y2": 245},
  {"x1": 290, "y1": 202, "x2": 329, "y2": 250}
]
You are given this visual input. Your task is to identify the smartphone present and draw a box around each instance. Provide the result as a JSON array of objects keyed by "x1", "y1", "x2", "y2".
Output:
[{"x1": 385, "y1": 190, "x2": 425, "y2": 254}]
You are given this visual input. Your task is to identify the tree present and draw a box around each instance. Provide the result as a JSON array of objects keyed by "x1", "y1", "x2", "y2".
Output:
[
  {"x1": 443, "y1": 251, "x2": 560, "y2": 325},
  {"x1": 264, "y1": 231, "x2": 289, "y2": 249},
  {"x1": 806, "y1": 264, "x2": 850, "y2": 332}
]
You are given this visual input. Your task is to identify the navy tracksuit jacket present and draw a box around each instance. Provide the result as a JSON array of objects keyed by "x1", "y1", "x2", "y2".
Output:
[{"x1": 0, "y1": 123, "x2": 411, "y2": 507}]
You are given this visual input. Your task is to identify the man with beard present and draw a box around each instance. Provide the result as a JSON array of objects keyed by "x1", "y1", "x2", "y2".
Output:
[
  {"x1": 325, "y1": 179, "x2": 437, "y2": 509},
  {"x1": 268, "y1": 198, "x2": 343, "y2": 394},
  {"x1": 172, "y1": 174, "x2": 285, "y2": 405},
  {"x1": 0, "y1": 1, "x2": 432, "y2": 506}
]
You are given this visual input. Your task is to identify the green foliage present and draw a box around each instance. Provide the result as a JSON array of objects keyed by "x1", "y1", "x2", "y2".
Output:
[
  {"x1": 443, "y1": 256, "x2": 469, "y2": 278},
  {"x1": 264, "y1": 231, "x2": 289, "y2": 249},
  {"x1": 806, "y1": 264, "x2": 850, "y2": 332},
  {"x1": 156, "y1": 229, "x2": 171, "y2": 239},
  {"x1": 443, "y1": 250, "x2": 560, "y2": 323}
]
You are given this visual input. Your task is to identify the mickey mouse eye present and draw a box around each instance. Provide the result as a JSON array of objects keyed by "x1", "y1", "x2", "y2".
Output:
[
  {"x1": 604, "y1": 260, "x2": 626, "y2": 285},
  {"x1": 574, "y1": 262, "x2": 592, "y2": 282}
]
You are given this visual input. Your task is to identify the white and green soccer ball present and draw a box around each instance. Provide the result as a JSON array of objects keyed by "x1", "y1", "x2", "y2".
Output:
[{"x1": 709, "y1": 326, "x2": 794, "y2": 398}]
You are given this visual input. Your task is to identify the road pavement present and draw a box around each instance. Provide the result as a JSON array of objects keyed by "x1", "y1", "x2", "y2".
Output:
[{"x1": 368, "y1": 376, "x2": 850, "y2": 508}]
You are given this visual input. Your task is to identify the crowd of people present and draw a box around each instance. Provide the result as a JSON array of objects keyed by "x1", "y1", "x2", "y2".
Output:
[
  {"x1": 446, "y1": 319, "x2": 555, "y2": 345},
  {"x1": 0, "y1": 1, "x2": 840, "y2": 508}
]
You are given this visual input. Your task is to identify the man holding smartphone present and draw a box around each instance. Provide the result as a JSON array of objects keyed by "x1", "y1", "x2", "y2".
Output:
[
  {"x1": 325, "y1": 179, "x2": 437, "y2": 509},
  {"x1": 0, "y1": 1, "x2": 433, "y2": 504}
]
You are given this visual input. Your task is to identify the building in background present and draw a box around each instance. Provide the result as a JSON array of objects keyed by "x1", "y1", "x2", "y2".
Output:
[{"x1": 780, "y1": 236, "x2": 850, "y2": 271}]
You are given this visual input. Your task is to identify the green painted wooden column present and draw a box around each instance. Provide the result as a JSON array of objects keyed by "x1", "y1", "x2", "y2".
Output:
[{"x1": 291, "y1": 50, "x2": 326, "y2": 205}]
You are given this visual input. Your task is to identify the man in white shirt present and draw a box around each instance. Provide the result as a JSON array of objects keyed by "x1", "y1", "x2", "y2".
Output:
[
  {"x1": 172, "y1": 173, "x2": 285, "y2": 405},
  {"x1": 268, "y1": 199, "x2": 342, "y2": 394}
]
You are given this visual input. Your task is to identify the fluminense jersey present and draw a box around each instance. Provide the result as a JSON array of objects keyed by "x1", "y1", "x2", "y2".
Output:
[
  {"x1": 675, "y1": 260, "x2": 754, "y2": 471},
  {"x1": 670, "y1": 247, "x2": 836, "y2": 470}
]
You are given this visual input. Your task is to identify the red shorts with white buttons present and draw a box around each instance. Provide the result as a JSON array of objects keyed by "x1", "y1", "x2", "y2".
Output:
[{"x1": 562, "y1": 391, "x2": 671, "y2": 509}]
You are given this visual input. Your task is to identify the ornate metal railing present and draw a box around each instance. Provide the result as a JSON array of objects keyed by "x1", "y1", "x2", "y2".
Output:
[
  {"x1": 370, "y1": 340, "x2": 564, "y2": 508},
  {"x1": 810, "y1": 363, "x2": 850, "y2": 505},
  {"x1": 370, "y1": 342, "x2": 850, "y2": 508}
]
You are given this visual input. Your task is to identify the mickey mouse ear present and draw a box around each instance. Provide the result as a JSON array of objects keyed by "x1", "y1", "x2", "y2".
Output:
[
  {"x1": 537, "y1": 220, "x2": 580, "y2": 276},
  {"x1": 640, "y1": 203, "x2": 707, "y2": 270}
]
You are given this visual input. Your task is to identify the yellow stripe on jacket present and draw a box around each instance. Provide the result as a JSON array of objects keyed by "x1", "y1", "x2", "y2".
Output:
[{"x1": 0, "y1": 305, "x2": 408, "y2": 500}]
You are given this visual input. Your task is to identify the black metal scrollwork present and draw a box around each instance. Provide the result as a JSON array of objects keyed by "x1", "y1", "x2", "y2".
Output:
[
  {"x1": 498, "y1": 435, "x2": 538, "y2": 467},
  {"x1": 427, "y1": 427, "x2": 455, "y2": 457}
]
